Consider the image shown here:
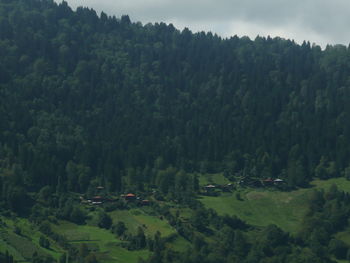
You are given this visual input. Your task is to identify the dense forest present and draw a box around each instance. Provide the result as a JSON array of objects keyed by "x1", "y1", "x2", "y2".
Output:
[
  {"x1": 1, "y1": 0, "x2": 350, "y2": 193},
  {"x1": 1, "y1": 0, "x2": 350, "y2": 262}
]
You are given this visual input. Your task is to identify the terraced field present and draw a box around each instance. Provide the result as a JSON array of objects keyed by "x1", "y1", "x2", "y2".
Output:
[{"x1": 2, "y1": 177, "x2": 350, "y2": 262}]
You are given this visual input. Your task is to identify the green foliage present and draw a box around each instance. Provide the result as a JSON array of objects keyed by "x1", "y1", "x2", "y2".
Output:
[
  {"x1": 2, "y1": 1, "x2": 350, "y2": 262},
  {"x1": 97, "y1": 211, "x2": 112, "y2": 229},
  {"x1": 1, "y1": 0, "x2": 350, "y2": 201},
  {"x1": 39, "y1": 235, "x2": 50, "y2": 249},
  {"x1": 328, "y1": 239, "x2": 348, "y2": 259},
  {"x1": 112, "y1": 221, "x2": 127, "y2": 236}
]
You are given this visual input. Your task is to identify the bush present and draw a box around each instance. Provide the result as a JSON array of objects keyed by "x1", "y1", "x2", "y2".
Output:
[
  {"x1": 97, "y1": 211, "x2": 112, "y2": 229},
  {"x1": 39, "y1": 236, "x2": 50, "y2": 249},
  {"x1": 112, "y1": 221, "x2": 127, "y2": 236},
  {"x1": 329, "y1": 239, "x2": 348, "y2": 259}
]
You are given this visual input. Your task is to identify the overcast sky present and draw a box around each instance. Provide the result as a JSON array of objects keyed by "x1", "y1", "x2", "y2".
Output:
[{"x1": 58, "y1": 0, "x2": 350, "y2": 48}]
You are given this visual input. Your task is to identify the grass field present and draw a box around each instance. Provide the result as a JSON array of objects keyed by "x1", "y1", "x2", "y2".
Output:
[
  {"x1": 200, "y1": 177, "x2": 350, "y2": 234},
  {"x1": 0, "y1": 207, "x2": 179, "y2": 263},
  {"x1": 336, "y1": 229, "x2": 350, "y2": 245},
  {"x1": 198, "y1": 173, "x2": 231, "y2": 186},
  {"x1": 109, "y1": 208, "x2": 176, "y2": 237},
  {"x1": 166, "y1": 236, "x2": 191, "y2": 252},
  {"x1": 2, "y1": 176, "x2": 350, "y2": 262},
  {"x1": 200, "y1": 189, "x2": 310, "y2": 233},
  {"x1": 311, "y1": 177, "x2": 350, "y2": 192},
  {"x1": 52, "y1": 219, "x2": 151, "y2": 263},
  {"x1": 0, "y1": 237, "x2": 26, "y2": 262},
  {"x1": 0, "y1": 216, "x2": 64, "y2": 262}
]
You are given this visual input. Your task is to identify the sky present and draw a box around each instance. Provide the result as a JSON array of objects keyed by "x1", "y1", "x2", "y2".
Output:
[{"x1": 58, "y1": 0, "x2": 350, "y2": 48}]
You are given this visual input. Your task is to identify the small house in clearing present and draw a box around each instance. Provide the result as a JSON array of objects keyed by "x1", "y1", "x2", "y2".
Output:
[
  {"x1": 91, "y1": 195, "x2": 104, "y2": 205},
  {"x1": 124, "y1": 193, "x2": 136, "y2": 201},
  {"x1": 274, "y1": 178, "x2": 284, "y2": 185},
  {"x1": 203, "y1": 184, "x2": 216, "y2": 191},
  {"x1": 262, "y1": 178, "x2": 274, "y2": 186},
  {"x1": 141, "y1": 200, "x2": 150, "y2": 206}
]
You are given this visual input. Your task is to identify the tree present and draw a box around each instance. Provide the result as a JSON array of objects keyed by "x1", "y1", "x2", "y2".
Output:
[
  {"x1": 85, "y1": 253, "x2": 98, "y2": 263},
  {"x1": 329, "y1": 239, "x2": 348, "y2": 259},
  {"x1": 112, "y1": 221, "x2": 127, "y2": 236},
  {"x1": 39, "y1": 236, "x2": 50, "y2": 249},
  {"x1": 136, "y1": 227, "x2": 146, "y2": 249},
  {"x1": 70, "y1": 206, "x2": 86, "y2": 224},
  {"x1": 97, "y1": 211, "x2": 112, "y2": 229},
  {"x1": 286, "y1": 159, "x2": 307, "y2": 187}
]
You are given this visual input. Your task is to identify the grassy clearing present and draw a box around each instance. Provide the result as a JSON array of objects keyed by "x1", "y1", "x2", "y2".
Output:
[
  {"x1": 311, "y1": 177, "x2": 350, "y2": 192},
  {"x1": 200, "y1": 188, "x2": 310, "y2": 234},
  {"x1": 0, "y1": 237, "x2": 26, "y2": 262},
  {"x1": 0, "y1": 209, "x2": 178, "y2": 263},
  {"x1": 8, "y1": 217, "x2": 63, "y2": 260},
  {"x1": 198, "y1": 173, "x2": 230, "y2": 186},
  {"x1": 166, "y1": 236, "x2": 191, "y2": 252},
  {"x1": 109, "y1": 209, "x2": 176, "y2": 237},
  {"x1": 336, "y1": 229, "x2": 350, "y2": 246},
  {"x1": 1, "y1": 231, "x2": 44, "y2": 259},
  {"x1": 0, "y1": 216, "x2": 64, "y2": 261},
  {"x1": 52, "y1": 220, "x2": 149, "y2": 263},
  {"x1": 101, "y1": 246, "x2": 149, "y2": 263},
  {"x1": 52, "y1": 221, "x2": 120, "y2": 244},
  {"x1": 200, "y1": 177, "x2": 350, "y2": 235}
]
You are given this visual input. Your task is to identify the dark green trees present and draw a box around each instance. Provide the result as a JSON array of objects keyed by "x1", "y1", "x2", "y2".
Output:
[{"x1": 2, "y1": 0, "x2": 350, "y2": 210}]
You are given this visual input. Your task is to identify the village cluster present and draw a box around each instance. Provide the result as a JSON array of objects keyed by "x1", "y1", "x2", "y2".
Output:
[
  {"x1": 202, "y1": 177, "x2": 285, "y2": 194},
  {"x1": 79, "y1": 186, "x2": 150, "y2": 206},
  {"x1": 80, "y1": 177, "x2": 285, "y2": 205}
]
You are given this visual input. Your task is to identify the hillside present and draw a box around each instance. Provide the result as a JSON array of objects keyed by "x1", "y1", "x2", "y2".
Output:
[
  {"x1": 1, "y1": 0, "x2": 350, "y2": 195},
  {"x1": 1, "y1": 0, "x2": 350, "y2": 262},
  {"x1": 1, "y1": 177, "x2": 350, "y2": 263}
]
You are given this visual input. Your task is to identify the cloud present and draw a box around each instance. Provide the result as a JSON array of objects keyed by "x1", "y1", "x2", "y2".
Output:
[{"x1": 58, "y1": 0, "x2": 350, "y2": 47}]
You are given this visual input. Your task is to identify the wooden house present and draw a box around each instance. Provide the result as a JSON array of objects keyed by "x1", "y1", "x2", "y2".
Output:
[
  {"x1": 203, "y1": 184, "x2": 216, "y2": 191},
  {"x1": 262, "y1": 178, "x2": 274, "y2": 186},
  {"x1": 141, "y1": 200, "x2": 150, "y2": 206},
  {"x1": 274, "y1": 178, "x2": 284, "y2": 185},
  {"x1": 91, "y1": 195, "x2": 104, "y2": 205},
  {"x1": 124, "y1": 193, "x2": 136, "y2": 201}
]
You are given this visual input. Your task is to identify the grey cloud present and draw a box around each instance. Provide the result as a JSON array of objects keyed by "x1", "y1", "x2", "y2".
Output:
[{"x1": 59, "y1": 0, "x2": 350, "y2": 47}]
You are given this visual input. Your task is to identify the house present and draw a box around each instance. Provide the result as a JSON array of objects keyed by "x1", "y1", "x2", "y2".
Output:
[
  {"x1": 92, "y1": 196, "x2": 104, "y2": 201},
  {"x1": 227, "y1": 183, "x2": 235, "y2": 189},
  {"x1": 249, "y1": 179, "x2": 262, "y2": 187},
  {"x1": 219, "y1": 183, "x2": 234, "y2": 192},
  {"x1": 90, "y1": 196, "x2": 104, "y2": 205},
  {"x1": 274, "y1": 178, "x2": 284, "y2": 185},
  {"x1": 262, "y1": 178, "x2": 274, "y2": 186},
  {"x1": 203, "y1": 184, "x2": 216, "y2": 190},
  {"x1": 141, "y1": 200, "x2": 150, "y2": 206},
  {"x1": 124, "y1": 193, "x2": 136, "y2": 201}
]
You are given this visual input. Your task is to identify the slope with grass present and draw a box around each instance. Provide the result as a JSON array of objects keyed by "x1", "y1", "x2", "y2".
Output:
[
  {"x1": 50, "y1": 219, "x2": 150, "y2": 263},
  {"x1": 0, "y1": 216, "x2": 64, "y2": 262},
  {"x1": 109, "y1": 208, "x2": 176, "y2": 237},
  {"x1": 198, "y1": 173, "x2": 231, "y2": 186},
  {"x1": 200, "y1": 177, "x2": 350, "y2": 234}
]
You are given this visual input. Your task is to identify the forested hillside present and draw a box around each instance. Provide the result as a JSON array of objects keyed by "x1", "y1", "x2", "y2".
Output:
[
  {"x1": 1, "y1": 0, "x2": 350, "y2": 194},
  {"x1": 2, "y1": 0, "x2": 350, "y2": 262}
]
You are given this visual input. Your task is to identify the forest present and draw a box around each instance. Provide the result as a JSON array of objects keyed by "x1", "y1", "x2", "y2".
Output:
[{"x1": 1, "y1": 0, "x2": 350, "y2": 262}]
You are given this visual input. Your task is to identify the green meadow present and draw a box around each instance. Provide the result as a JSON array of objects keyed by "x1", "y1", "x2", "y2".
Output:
[
  {"x1": 2, "y1": 177, "x2": 350, "y2": 262},
  {"x1": 0, "y1": 217, "x2": 63, "y2": 262},
  {"x1": 109, "y1": 208, "x2": 176, "y2": 237},
  {"x1": 198, "y1": 173, "x2": 231, "y2": 186},
  {"x1": 200, "y1": 177, "x2": 350, "y2": 234}
]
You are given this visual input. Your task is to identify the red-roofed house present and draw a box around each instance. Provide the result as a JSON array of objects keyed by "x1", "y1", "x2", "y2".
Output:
[{"x1": 124, "y1": 193, "x2": 136, "y2": 201}]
